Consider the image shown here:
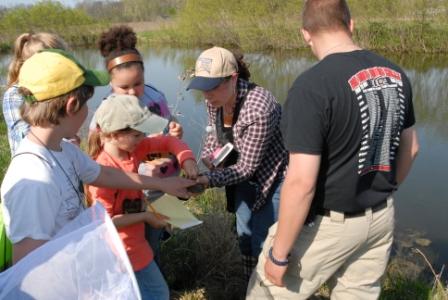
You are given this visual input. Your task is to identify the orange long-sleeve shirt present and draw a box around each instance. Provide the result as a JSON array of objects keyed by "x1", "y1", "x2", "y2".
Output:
[{"x1": 88, "y1": 135, "x2": 195, "y2": 271}]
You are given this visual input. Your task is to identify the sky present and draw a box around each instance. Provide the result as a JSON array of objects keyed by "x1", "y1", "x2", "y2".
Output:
[{"x1": 1, "y1": 0, "x2": 79, "y2": 8}]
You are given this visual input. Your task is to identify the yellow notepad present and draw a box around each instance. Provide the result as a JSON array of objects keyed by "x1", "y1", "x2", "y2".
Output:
[{"x1": 149, "y1": 195, "x2": 203, "y2": 230}]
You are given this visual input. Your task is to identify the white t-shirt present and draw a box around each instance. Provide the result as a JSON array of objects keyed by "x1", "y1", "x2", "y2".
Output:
[{"x1": 1, "y1": 137, "x2": 101, "y2": 243}]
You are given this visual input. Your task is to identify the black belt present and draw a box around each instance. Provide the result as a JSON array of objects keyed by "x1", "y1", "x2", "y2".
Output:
[{"x1": 316, "y1": 200, "x2": 388, "y2": 219}]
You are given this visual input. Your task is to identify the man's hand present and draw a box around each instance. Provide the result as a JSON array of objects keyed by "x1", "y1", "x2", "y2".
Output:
[{"x1": 264, "y1": 256, "x2": 287, "y2": 287}]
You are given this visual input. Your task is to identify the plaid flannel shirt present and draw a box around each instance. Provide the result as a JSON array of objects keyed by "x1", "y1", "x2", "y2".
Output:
[
  {"x1": 3, "y1": 85, "x2": 30, "y2": 155},
  {"x1": 202, "y1": 79, "x2": 288, "y2": 211}
]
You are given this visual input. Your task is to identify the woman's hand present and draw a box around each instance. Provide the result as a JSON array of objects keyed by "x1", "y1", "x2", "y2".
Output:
[
  {"x1": 196, "y1": 175, "x2": 210, "y2": 188},
  {"x1": 182, "y1": 159, "x2": 199, "y2": 179},
  {"x1": 168, "y1": 121, "x2": 183, "y2": 139}
]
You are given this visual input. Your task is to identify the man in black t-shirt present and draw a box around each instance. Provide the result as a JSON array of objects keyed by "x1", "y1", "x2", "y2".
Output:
[{"x1": 246, "y1": 1, "x2": 419, "y2": 299}]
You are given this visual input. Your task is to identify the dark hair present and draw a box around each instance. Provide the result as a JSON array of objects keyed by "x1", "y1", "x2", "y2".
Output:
[
  {"x1": 20, "y1": 85, "x2": 93, "y2": 126},
  {"x1": 231, "y1": 49, "x2": 251, "y2": 81},
  {"x1": 302, "y1": 0, "x2": 351, "y2": 34},
  {"x1": 98, "y1": 25, "x2": 143, "y2": 72}
]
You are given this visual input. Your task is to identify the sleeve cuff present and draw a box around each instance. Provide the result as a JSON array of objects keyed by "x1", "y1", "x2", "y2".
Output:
[{"x1": 178, "y1": 150, "x2": 196, "y2": 167}]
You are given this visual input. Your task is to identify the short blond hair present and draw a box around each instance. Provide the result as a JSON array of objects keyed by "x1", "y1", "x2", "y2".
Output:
[
  {"x1": 20, "y1": 85, "x2": 93, "y2": 126},
  {"x1": 7, "y1": 32, "x2": 68, "y2": 87}
]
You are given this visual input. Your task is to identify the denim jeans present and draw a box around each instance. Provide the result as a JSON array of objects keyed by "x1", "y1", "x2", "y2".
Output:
[
  {"x1": 145, "y1": 224, "x2": 162, "y2": 265},
  {"x1": 134, "y1": 261, "x2": 169, "y2": 300},
  {"x1": 233, "y1": 180, "x2": 282, "y2": 257}
]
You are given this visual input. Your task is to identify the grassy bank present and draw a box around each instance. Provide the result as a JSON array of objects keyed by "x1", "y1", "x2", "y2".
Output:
[
  {"x1": 0, "y1": 109, "x2": 10, "y2": 183},
  {"x1": 0, "y1": 2, "x2": 108, "y2": 52},
  {"x1": 139, "y1": 0, "x2": 448, "y2": 53},
  {"x1": 1, "y1": 1, "x2": 448, "y2": 53}
]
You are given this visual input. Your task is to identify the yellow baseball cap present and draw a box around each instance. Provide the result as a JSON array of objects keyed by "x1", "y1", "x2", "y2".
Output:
[{"x1": 18, "y1": 49, "x2": 110, "y2": 101}]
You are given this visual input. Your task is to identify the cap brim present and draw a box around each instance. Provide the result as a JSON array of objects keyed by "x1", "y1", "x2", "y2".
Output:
[
  {"x1": 83, "y1": 69, "x2": 110, "y2": 86},
  {"x1": 133, "y1": 113, "x2": 169, "y2": 135},
  {"x1": 186, "y1": 76, "x2": 226, "y2": 91}
]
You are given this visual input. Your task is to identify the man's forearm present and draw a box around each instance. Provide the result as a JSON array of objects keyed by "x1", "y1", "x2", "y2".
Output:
[
  {"x1": 272, "y1": 177, "x2": 315, "y2": 260},
  {"x1": 272, "y1": 153, "x2": 320, "y2": 259},
  {"x1": 396, "y1": 127, "x2": 419, "y2": 185}
]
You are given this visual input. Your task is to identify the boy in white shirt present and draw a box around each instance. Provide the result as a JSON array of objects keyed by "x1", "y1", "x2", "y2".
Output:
[{"x1": 1, "y1": 49, "x2": 195, "y2": 264}]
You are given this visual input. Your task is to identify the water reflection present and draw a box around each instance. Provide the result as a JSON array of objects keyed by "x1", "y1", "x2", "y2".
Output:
[{"x1": 0, "y1": 48, "x2": 447, "y2": 267}]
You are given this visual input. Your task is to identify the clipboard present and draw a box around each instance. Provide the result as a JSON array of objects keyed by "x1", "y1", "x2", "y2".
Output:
[{"x1": 148, "y1": 195, "x2": 203, "y2": 230}]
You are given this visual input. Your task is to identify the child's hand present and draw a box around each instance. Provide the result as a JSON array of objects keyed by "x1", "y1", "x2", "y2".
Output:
[
  {"x1": 182, "y1": 159, "x2": 199, "y2": 179},
  {"x1": 168, "y1": 121, "x2": 183, "y2": 139},
  {"x1": 159, "y1": 176, "x2": 195, "y2": 199},
  {"x1": 145, "y1": 211, "x2": 169, "y2": 229}
]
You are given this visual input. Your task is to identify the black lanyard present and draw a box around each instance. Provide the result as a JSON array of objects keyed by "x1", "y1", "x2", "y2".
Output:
[{"x1": 215, "y1": 82, "x2": 257, "y2": 146}]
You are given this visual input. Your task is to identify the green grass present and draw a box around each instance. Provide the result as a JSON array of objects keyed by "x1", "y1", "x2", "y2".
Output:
[
  {"x1": 0, "y1": 1, "x2": 109, "y2": 51},
  {"x1": 160, "y1": 190, "x2": 246, "y2": 300},
  {"x1": 2, "y1": 0, "x2": 448, "y2": 53},
  {"x1": 0, "y1": 104, "x2": 11, "y2": 183},
  {"x1": 135, "y1": 0, "x2": 448, "y2": 53}
]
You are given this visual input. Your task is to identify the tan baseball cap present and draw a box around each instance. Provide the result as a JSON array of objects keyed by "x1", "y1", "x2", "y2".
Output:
[
  {"x1": 187, "y1": 46, "x2": 238, "y2": 91},
  {"x1": 95, "y1": 94, "x2": 168, "y2": 135}
]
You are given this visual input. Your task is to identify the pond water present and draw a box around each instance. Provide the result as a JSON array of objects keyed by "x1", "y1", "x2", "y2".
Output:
[{"x1": 1, "y1": 47, "x2": 447, "y2": 269}]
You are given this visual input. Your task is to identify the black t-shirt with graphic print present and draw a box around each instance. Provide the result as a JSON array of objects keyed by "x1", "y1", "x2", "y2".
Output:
[{"x1": 281, "y1": 50, "x2": 415, "y2": 213}]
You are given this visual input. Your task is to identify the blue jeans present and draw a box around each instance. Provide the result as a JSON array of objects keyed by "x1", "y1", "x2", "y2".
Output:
[
  {"x1": 145, "y1": 225, "x2": 162, "y2": 265},
  {"x1": 234, "y1": 180, "x2": 282, "y2": 257},
  {"x1": 134, "y1": 261, "x2": 169, "y2": 300}
]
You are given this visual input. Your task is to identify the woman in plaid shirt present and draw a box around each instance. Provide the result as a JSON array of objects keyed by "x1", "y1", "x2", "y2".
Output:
[{"x1": 188, "y1": 46, "x2": 288, "y2": 281}]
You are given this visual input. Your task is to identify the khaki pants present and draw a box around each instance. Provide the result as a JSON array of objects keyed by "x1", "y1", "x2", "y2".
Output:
[{"x1": 246, "y1": 198, "x2": 394, "y2": 300}]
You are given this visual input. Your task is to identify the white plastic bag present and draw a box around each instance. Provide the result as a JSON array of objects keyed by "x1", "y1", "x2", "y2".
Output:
[{"x1": 0, "y1": 203, "x2": 141, "y2": 300}]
